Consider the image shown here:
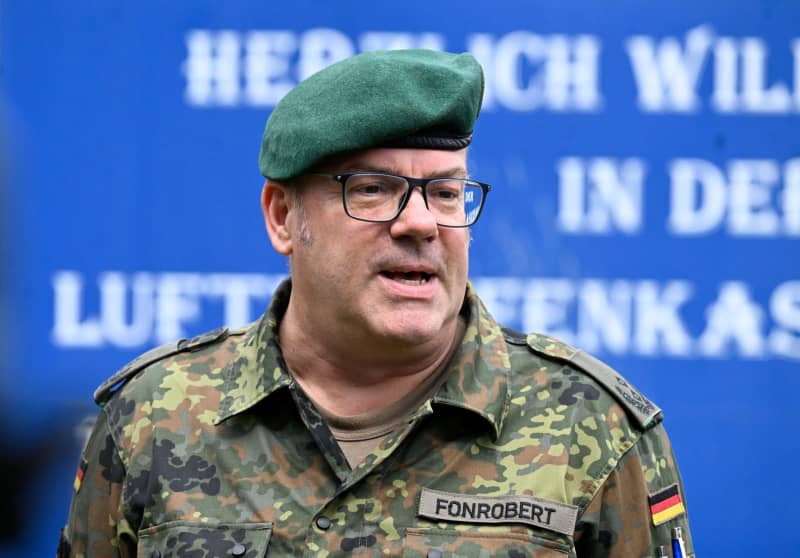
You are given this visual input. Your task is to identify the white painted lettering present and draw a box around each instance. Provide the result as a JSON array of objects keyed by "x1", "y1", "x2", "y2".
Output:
[
  {"x1": 244, "y1": 30, "x2": 296, "y2": 106},
  {"x1": 466, "y1": 33, "x2": 497, "y2": 110},
  {"x1": 782, "y1": 159, "x2": 800, "y2": 234},
  {"x1": 543, "y1": 34, "x2": 601, "y2": 111},
  {"x1": 99, "y1": 273, "x2": 154, "y2": 348},
  {"x1": 52, "y1": 271, "x2": 103, "y2": 347},
  {"x1": 557, "y1": 157, "x2": 644, "y2": 234},
  {"x1": 634, "y1": 281, "x2": 693, "y2": 356},
  {"x1": 668, "y1": 158, "x2": 728, "y2": 235},
  {"x1": 794, "y1": 39, "x2": 800, "y2": 109},
  {"x1": 698, "y1": 282, "x2": 765, "y2": 357},
  {"x1": 521, "y1": 279, "x2": 576, "y2": 343},
  {"x1": 556, "y1": 157, "x2": 585, "y2": 232},
  {"x1": 204, "y1": 273, "x2": 284, "y2": 327},
  {"x1": 728, "y1": 159, "x2": 781, "y2": 235},
  {"x1": 741, "y1": 38, "x2": 792, "y2": 113},
  {"x1": 576, "y1": 280, "x2": 632, "y2": 354},
  {"x1": 50, "y1": 273, "x2": 800, "y2": 361},
  {"x1": 480, "y1": 32, "x2": 601, "y2": 112},
  {"x1": 769, "y1": 281, "x2": 800, "y2": 359},
  {"x1": 183, "y1": 30, "x2": 241, "y2": 106},
  {"x1": 298, "y1": 28, "x2": 354, "y2": 81},
  {"x1": 470, "y1": 277, "x2": 525, "y2": 327},
  {"x1": 670, "y1": 158, "x2": 800, "y2": 236},
  {"x1": 493, "y1": 31, "x2": 547, "y2": 111},
  {"x1": 155, "y1": 275, "x2": 203, "y2": 343},
  {"x1": 358, "y1": 31, "x2": 444, "y2": 53},
  {"x1": 626, "y1": 25, "x2": 714, "y2": 112},
  {"x1": 711, "y1": 37, "x2": 739, "y2": 112}
]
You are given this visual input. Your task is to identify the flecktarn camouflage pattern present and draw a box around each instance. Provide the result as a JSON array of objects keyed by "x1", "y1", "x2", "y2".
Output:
[{"x1": 61, "y1": 280, "x2": 693, "y2": 557}]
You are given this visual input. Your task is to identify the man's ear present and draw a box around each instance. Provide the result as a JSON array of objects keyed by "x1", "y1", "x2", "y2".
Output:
[{"x1": 261, "y1": 180, "x2": 294, "y2": 255}]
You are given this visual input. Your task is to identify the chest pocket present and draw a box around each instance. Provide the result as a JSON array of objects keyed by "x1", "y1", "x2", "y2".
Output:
[
  {"x1": 402, "y1": 527, "x2": 571, "y2": 558},
  {"x1": 137, "y1": 521, "x2": 272, "y2": 558}
]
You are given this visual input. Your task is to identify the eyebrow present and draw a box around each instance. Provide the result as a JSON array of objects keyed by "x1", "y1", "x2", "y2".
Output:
[{"x1": 341, "y1": 162, "x2": 469, "y2": 179}]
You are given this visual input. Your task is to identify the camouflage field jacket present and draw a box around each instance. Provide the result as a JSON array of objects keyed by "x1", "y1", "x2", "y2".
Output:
[{"x1": 61, "y1": 280, "x2": 694, "y2": 557}]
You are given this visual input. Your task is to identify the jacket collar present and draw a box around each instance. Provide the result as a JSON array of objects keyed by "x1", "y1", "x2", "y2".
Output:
[
  {"x1": 431, "y1": 282, "x2": 510, "y2": 439},
  {"x1": 213, "y1": 280, "x2": 510, "y2": 438},
  {"x1": 213, "y1": 280, "x2": 294, "y2": 424}
]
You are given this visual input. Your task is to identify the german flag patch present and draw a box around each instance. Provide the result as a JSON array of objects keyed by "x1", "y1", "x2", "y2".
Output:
[
  {"x1": 648, "y1": 484, "x2": 685, "y2": 526},
  {"x1": 73, "y1": 458, "x2": 88, "y2": 493}
]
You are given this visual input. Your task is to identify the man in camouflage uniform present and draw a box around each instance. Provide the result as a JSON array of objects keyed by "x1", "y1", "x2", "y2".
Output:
[{"x1": 61, "y1": 50, "x2": 694, "y2": 557}]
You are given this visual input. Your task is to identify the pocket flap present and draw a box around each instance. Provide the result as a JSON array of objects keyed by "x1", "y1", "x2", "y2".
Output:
[
  {"x1": 138, "y1": 521, "x2": 272, "y2": 558},
  {"x1": 404, "y1": 528, "x2": 569, "y2": 557}
]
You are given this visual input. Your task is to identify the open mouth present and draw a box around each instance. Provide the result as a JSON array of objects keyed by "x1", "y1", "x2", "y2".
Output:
[{"x1": 381, "y1": 270, "x2": 433, "y2": 285}]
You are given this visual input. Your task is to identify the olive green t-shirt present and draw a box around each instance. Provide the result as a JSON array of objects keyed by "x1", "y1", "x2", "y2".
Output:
[{"x1": 316, "y1": 320, "x2": 466, "y2": 469}]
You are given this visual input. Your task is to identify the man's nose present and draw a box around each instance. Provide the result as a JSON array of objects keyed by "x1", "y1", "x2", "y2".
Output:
[{"x1": 389, "y1": 187, "x2": 438, "y2": 239}]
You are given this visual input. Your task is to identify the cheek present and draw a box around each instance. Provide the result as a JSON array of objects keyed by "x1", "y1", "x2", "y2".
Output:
[{"x1": 444, "y1": 231, "x2": 471, "y2": 265}]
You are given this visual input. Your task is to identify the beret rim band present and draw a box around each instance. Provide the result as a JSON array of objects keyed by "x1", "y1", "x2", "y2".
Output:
[{"x1": 381, "y1": 133, "x2": 473, "y2": 150}]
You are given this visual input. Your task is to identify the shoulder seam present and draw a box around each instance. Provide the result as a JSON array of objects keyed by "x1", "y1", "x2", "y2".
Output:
[
  {"x1": 99, "y1": 404, "x2": 131, "y2": 471},
  {"x1": 93, "y1": 326, "x2": 231, "y2": 405},
  {"x1": 577, "y1": 430, "x2": 643, "y2": 520}
]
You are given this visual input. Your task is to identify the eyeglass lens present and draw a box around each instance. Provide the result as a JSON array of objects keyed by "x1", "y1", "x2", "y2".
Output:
[{"x1": 343, "y1": 174, "x2": 484, "y2": 226}]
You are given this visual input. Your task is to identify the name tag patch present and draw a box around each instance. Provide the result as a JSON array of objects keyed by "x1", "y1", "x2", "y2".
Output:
[{"x1": 417, "y1": 487, "x2": 578, "y2": 536}]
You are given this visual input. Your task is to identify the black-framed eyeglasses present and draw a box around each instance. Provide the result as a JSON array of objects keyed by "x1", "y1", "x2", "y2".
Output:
[{"x1": 308, "y1": 172, "x2": 491, "y2": 228}]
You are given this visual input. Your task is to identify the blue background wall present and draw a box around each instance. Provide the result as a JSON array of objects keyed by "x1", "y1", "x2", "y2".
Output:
[{"x1": 1, "y1": 1, "x2": 798, "y2": 555}]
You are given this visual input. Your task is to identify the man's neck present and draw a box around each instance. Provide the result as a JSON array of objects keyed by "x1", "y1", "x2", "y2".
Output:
[{"x1": 277, "y1": 304, "x2": 466, "y2": 417}]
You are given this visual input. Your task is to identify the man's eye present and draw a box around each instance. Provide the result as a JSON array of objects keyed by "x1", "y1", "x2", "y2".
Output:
[
  {"x1": 430, "y1": 185, "x2": 462, "y2": 201},
  {"x1": 359, "y1": 184, "x2": 384, "y2": 194},
  {"x1": 348, "y1": 175, "x2": 407, "y2": 195}
]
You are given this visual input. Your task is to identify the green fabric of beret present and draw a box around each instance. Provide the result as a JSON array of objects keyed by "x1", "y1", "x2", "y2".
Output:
[{"x1": 258, "y1": 49, "x2": 484, "y2": 180}]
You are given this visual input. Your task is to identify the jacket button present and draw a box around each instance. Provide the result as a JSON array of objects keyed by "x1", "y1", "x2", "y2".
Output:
[
  {"x1": 150, "y1": 551, "x2": 161, "y2": 558},
  {"x1": 315, "y1": 516, "x2": 332, "y2": 530},
  {"x1": 231, "y1": 543, "x2": 247, "y2": 556},
  {"x1": 427, "y1": 550, "x2": 442, "y2": 558}
]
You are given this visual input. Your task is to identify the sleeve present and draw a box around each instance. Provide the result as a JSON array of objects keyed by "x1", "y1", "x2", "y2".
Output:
[
  {"x1": 572, "y1": 424, "x2": 694, "y2": 558},
  {"x1": 58, "y1": 409, "x2": 138, "y2": 558}
]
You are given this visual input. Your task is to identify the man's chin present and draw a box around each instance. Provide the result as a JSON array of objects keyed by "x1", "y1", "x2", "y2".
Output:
[{"x1": 371, "y1": 313, "x2": 453, "y2": 346}]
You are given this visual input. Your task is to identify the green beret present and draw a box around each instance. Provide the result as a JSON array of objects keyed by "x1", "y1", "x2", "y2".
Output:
[{"x1": 259, "y1": 49, "x2": 484, "y2": 180}]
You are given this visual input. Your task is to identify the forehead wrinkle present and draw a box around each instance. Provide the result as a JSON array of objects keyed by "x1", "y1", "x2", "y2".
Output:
[{"x1": 336, "y1": 162, "x2": 469, "y2": 179}]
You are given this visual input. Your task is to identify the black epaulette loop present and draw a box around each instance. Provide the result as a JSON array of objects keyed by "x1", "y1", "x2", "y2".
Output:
[
  {"x1": 93, "y1": 327, "x2": 230, "y2": 405},
  {"x1": 502, "y1": 327, "x2": 528, "y2": 345}
]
